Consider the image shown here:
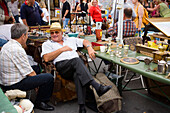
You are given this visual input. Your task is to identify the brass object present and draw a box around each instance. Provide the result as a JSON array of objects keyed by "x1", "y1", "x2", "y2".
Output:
[
  {"x1": 165, "y1": 56, "x2": 170, "y2": 61},
  {"x1": 136, "y1": 44, "x2": 158, "y2": 57},
  {"x1": 144, "y1": 58, "x2": 153, "y2": 72},
  {"x1": 152, "y1": 51, "x2": 168, "y2": 63},
  {"x1": 165, "y1": 73, "x2": 170, "y2": 79},
  {"x1": 158, "y1": 43, "x2": 166, "y2": 53},
  {"x1": 120, "y1": 57, "x2": 139, "y2": 64}
]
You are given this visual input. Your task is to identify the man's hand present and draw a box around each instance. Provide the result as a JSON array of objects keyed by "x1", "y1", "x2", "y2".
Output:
[
  {"x1": 63, "y1": 17, "x2": 65, "y2": 21},
  {"x1": 11, "y1": 16, "x2": 15, "y2": 23},
  {"x1": 41, "y1": 13, "x2": 44, "y2": 17},
  {"x1": 138, "y1": 28, "x2": 141, "y2": 31},
  {"x1": 27, "y1": 71, "x2": 36, "y2": 76},
  {"x1": 87, "y1": 47, "x2": 97, "y2": 60},
  {"x1": 62, "y1": 46, "x2": 72, "y2": 52}
]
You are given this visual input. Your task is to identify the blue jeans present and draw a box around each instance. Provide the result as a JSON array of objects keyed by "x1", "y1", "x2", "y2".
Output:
[
  {"x1": 0, "y1": 39, "x2": 8, "y2": 47},
  {"x1": 135, "y1": 28, "x2": 144, "y2": 37},
  {"x1": 63, "y1": 18, "x2": 70, "y2": 29},
  {"x1": 14, "y1": 15, "x2": 19, "y2": 23}
]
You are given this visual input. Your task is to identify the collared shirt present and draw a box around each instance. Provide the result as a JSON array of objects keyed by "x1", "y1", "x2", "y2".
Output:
[
  {"x1": 20, "y1": 2, "x2": 43, "y2": 26},
  {"x1": 0, "y1": 39, "x2": 33, "y2": 86},
  {"x1": 7, "y1": 0, "x2": 19, "y2": 16},
  {"x1": 41, "y1": 37, "x2": 84, "y2": 64},
  {"x1": 108, "y1": 19, "x2": 137, "y2": 39}
]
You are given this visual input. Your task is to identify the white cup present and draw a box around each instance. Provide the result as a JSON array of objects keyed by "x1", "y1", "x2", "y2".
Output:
[{"x1": 100, "y1": 46, "x2": 106, "y2": 52}]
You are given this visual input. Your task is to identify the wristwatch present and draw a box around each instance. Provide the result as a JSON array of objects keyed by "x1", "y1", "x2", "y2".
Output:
[{"x1": 86, "y1": 45, "x2": 91, "y2": 48}]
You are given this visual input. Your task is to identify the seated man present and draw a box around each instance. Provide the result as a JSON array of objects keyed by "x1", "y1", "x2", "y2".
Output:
[
  {"x1": 41, "y1": 22, "x2": 112, "y2": 113},
  {"x1": 0, "y1": 23, "x2": 54, "y2": 111},
  {"x1": 108, "y1": 8, "x2": 137, "y2": 39},
  {"x1": 0, "y1": 24, "x2": 13, "y2": 47}
]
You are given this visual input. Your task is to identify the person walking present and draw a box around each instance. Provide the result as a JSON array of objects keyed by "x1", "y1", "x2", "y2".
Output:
[
  {"x1": 60, "y1": 0, "x2": 70, "y2": 29},
  {"x1": 8, "y1": 0, "x2": 20, "y2": 23}
]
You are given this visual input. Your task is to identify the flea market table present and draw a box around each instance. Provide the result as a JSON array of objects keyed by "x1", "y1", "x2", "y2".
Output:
[{"x1": 81, "y1": 48, "x2": 170, "y2": 100}]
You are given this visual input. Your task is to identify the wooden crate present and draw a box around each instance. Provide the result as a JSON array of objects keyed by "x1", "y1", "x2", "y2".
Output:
[
  {"x1": 136, "y1": 44, "x2": 158, "y2": 57},
  {"x1": 153, "y1": 51, "x2": 168, "y2": 63}
]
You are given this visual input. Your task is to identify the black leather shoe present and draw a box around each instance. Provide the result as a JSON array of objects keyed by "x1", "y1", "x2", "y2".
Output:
[
  {"x1": 97, "y1": 85, "x2": 112, "y2": 97},
  {"x1": 35, "y1": 102, "x2": 54, "y2": 111},
  {"x1": 79, "y1": 108, "x2": 86, "y2": 113}
]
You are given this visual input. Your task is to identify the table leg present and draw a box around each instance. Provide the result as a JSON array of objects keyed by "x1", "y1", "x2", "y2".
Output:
[{"x1": 151, "y1": 80, "x2": 170, "y2": 101}]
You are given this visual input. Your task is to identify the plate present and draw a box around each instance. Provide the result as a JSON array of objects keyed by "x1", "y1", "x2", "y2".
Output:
[
  {"x1": 120, "y1": 57, "x2": 139, "y2": 64},
  {"x1": 136, "y1": 56, "x2": 153, "y2": 61}
]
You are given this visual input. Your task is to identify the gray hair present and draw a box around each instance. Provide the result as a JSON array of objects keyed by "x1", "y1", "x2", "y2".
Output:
[{"x1": 11, "y1": 23, "x2": 28, "y2": 39}]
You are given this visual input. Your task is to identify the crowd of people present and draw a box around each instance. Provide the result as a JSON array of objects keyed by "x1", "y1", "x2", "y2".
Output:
[
  {"x1": 1, "y1": 0, "x2": 169, "y2": 36},
  {"x1": 0, "y1": 0, "x2": 49, "y2": 26},
  {"x1": 0, "y1": 0, "x2": 170, "y2": 113}
]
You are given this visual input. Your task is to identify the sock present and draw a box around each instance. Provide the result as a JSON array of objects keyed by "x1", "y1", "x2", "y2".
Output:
[
  {"x1": 79, "y1": 104, "x2": 85, "y2": 110},
  {"x1": 90, "y1": 80, "x2": 101, "y2": 91}
]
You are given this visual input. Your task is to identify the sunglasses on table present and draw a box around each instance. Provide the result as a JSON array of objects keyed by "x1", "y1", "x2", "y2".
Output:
[{"x1": 50, "y1": 31, "x2": 59, "y2": 35}]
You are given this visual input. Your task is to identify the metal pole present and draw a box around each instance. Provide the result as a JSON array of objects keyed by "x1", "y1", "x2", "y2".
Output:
[
  {"x1": 48, "y1": 0, "x2": 51, "y2": 25},
  {"x1": 111, "y1": 0, "x2": 117, "y2": 26},
  {"x1": 117, "y1": 0, "x2": 124, "y2": 45}
]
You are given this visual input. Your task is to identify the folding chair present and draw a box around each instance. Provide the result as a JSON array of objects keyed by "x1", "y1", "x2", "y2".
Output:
[{"x1": 123, "y1": 37, "x2": 146, "y2": 88}]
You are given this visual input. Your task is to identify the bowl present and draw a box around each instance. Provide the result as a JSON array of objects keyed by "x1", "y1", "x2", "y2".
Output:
[{"x1": 67, "y1": 33, "x2": 79, "y2": 37}]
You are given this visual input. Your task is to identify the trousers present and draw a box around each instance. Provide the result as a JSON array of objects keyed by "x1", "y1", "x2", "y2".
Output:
[
  {"x1": 55, "y1": 58, "x2": 93, "y2": 104},
  {"x1": 63, "y1": 18, "x2": 70, "y2": 29},
  {"x1": 2, "y1": 73, "x2": 54, "y2": 102},
  {"x1": 0, "y1": 38, "x2": 8, "y2": 47}
]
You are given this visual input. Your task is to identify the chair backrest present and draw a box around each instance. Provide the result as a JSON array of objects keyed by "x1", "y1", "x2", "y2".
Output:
[{"x1": 124, "y1": 37, "x2": 142, "y2": 51}]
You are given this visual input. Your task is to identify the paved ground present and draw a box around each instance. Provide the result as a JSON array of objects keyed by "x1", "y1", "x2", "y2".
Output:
[{"x1": 34, "y1": 58, "x2": 170, "y2": 113}]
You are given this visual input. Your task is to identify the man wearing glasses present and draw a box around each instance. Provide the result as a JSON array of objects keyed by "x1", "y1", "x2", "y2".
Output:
[
  {"x1": 20, "y1": 0, "x2": 44, "y2": 26},
  {"x1": 41, "y1": 22, "x2": 112, "y2": 113}
]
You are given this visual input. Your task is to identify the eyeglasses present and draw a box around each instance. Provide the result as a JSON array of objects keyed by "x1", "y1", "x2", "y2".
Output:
[{"x1": 50, "y1": 31, "x2": 59, "y2": 35}]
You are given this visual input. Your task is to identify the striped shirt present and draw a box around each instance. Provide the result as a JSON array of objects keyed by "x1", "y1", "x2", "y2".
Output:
[
  {"x1": 0, "y1": 39, "x2": 33, "y2": 86},
  {"x1": 108, "y1": 19, "x2": 137, "y2": 39}
]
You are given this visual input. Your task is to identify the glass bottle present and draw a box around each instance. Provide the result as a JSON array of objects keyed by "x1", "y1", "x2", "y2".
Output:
[{"x1": 123, "y1": 45, "x2": 129, "y2": 57}]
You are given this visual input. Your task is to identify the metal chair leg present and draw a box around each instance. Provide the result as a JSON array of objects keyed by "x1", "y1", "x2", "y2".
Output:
[
  {"x1": 123, "y1": 69, "x2": 141, "y2": 82},
  {"x1": 123, "y1": 70, "x2": 146, "y2": 89},
  {"x1": 140, "y1": 75, "x2": 147, "y2": 89}
]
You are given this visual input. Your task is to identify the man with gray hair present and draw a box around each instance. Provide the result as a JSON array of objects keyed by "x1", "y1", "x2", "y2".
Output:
[{"x1": 0, "y1": 23, "x2": 54, "y2": 111}]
